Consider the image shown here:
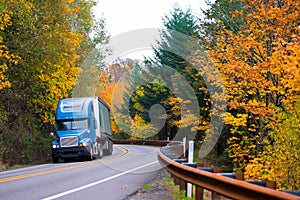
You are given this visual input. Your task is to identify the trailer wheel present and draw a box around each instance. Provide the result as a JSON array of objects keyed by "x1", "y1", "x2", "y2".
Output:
[
  {"x1": 108, "y1": 142, "x2": 113, "y2": 155},
  {"x1": 104, "y1": 142, "x2": 113, "y2": 156},
  {"x1": 92, "y1": 143, "x2": 98, "y2": 160},
  {"x1": 97, "y1": 143, "x2": 103, "y2": 159}
]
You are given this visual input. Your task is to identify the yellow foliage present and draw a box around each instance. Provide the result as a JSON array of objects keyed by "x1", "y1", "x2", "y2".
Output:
[
  {"x1": 130, "y1": 114, "x2": 158, "y2": 139},
  {"x1": 210, "y1": 0, "x2": 300, "y2": 118},
  {"x1": 227, "y1": 134, "x2": 257, "y2": 173},
  {"x1": 204, "y1": 0, "x2": 300, "y2": 182},
  {"x1": 244, "y1": 99, "x2": 300, "y2": 190},
  {"x1": 224, "y1": 112, "x2": 248, "y2": 127},
  {"x1": 0, "y1": 8, "x2": 17, "y2": 90}
]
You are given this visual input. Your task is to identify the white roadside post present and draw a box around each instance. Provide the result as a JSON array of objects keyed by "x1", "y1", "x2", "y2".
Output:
[
  {"x1": 187, "y1": 140, "x2": 194, "y2": 197},
  {"x1": 183, "y1": 137, "x2": 186, "y2": 158}
]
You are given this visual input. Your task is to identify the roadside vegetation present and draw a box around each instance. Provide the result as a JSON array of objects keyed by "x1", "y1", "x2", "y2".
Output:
[
  {"x1": 0, "y1": 0, "x2": 299, "y2": 190},
  {"x1": 0, "y1": 0, "x2": 108, "y2": 167},
  {"x1": 163, "y1": 178, "x2": 190, "y2": 200},
  {"x1": 99, "y1": 0, "x2": 300, "y2": 190}
]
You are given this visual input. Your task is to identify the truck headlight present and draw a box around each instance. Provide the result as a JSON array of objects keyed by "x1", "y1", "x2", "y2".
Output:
[
  {"x1": 52, "y1": 144, "x2": 59, "y2": 149},
  {"x1": 83, "y1": 141, "x2": 89, "y2": 146}
]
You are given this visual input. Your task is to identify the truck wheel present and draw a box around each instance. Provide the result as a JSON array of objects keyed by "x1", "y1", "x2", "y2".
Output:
[
  {"x1": 87, "y1": 146, "x2": 93, "y2": 161},
  {"x1": 108, "y1": 143, "x2": 113, "y2": 155},
  {"x1": 104, "y1": 142, "x2": 113, "y2": 156},
  {"x1": 52, "y1": 156, "x2": 59, "y2": 163},
  {"x1": 97, "y1": 143, "x2": 103, "y2": 159},
  {"x1": 92, "y1": 144, "x2": 97, "y2": 160}
]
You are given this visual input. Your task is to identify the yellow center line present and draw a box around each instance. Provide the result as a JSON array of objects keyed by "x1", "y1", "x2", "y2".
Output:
[{"x1": 0, "y1": 146, "x2": 130, "y2": 183}]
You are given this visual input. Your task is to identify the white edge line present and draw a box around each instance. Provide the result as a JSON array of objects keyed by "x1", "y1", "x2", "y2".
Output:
[{"x1": 42, "y1": 161, "x2": 158, "y2": 200}]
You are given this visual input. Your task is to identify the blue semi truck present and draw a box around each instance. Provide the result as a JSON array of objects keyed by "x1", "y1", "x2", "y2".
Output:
[{"x1": 51, "y1": 97, "x2": 113, "y2": 163}]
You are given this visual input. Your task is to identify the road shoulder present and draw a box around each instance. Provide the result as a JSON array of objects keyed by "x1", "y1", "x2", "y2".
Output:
[{"x1": 126, "y1": 169, "x2": 173, "y2": 200}]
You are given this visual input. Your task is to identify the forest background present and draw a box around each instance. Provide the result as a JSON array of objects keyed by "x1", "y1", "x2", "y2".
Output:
[{"x1": 0, "y1": 0, "x2": 299, "y2": 190}]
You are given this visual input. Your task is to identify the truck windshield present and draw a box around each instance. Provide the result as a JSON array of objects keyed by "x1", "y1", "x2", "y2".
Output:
[{"x1": 57, "y1": 119, "x2": 89, "y2": 131}]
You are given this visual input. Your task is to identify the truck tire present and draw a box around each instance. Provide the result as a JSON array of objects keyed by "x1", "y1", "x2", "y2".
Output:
[
  {"x1": 108, "y1": 142, "x2": 113, "y2": 155},
  {"x1": 104, "y1": 142, "x2": 113, "y2": 156},
  {"x1": 97, "y1": 143, "x2": 103, "y2": 159},
  {"x1": 87, "y1": 146, "x2": 93, "y2": 161},
  {"x1": 52, "y1": 156, "x2": 59, "y2": 163}
]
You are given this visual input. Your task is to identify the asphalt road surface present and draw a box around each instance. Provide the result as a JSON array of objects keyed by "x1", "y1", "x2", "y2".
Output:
[{"x1": 0, "y1": 145, "x2": 162, "y2": 200}]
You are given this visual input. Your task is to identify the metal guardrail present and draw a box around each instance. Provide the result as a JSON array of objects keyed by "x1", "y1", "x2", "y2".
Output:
[
  {"x1": 113, "y1": 139, "x2": 171, "y2": 147},
  {"x1": 157, "y1": 143, "x2": 300, "y2": 200},
  {"x1": 113, "y1": 139, "x2": 299, "y2": 199}
]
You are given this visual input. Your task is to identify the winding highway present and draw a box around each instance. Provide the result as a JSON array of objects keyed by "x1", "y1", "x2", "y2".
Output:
[{"x1": 0, "y1": 145, "x2": 162, "y2": 200}]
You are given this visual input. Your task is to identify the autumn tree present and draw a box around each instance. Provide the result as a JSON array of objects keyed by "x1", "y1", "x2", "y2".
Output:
[
  {"x1": 200, "y1": 0, "x2": 246, "y2": 47},
  {"x1": 0, "y1": 0, "x2": 108, "y2": 166},
  {"x1": 146, "y1": 6, "x2": 212, "y2": 141},
  {"x1": 128, "y1": 80, "x2": 177, "y2": 140},
  {"x1": 245, "y1": 99, "x2": 300, "y2": 190},
  {"x1": 0, "y1": 5, "x2": 17, "y2": 91},
  {"x1": 205, "y1": 0, "x2": 300, "y2": 186},
  {"x1": 97, "y1": 58, "x2": 141, "y2": 138}
]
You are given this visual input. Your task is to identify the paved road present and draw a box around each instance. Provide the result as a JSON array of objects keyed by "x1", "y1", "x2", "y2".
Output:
[{"x1": 0, "y1": 145, "x2": 162, "y2": 200}]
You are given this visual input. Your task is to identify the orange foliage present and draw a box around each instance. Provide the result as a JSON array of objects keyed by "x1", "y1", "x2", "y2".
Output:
[
  {"x1": 211, "y1": 0, "x2": 300, "y2": 118},
  {"x1": 208, "y1": 0, "x2": 300, "y2": 175}
]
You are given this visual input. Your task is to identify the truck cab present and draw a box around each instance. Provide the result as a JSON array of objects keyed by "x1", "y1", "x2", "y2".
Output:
[{"x1": 51, "y1": 97, "x2": 113, "y2": 163}]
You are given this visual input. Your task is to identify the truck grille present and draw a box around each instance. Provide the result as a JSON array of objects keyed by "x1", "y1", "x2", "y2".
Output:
[{"x1": 60, "y1": 136, "x2": 78, "y2": 147}]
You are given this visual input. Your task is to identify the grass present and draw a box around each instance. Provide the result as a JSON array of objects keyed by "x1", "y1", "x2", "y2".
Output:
[
  {"x1": 163, "y1": 178, "x2": 194, "y2": 200},
  {"x1": 0, "y1": 157, "x2": 51, "y2": 172},
  {"x1": 143, "y1": 183, "x2": 151, "y2": 190},
  {"x1": 162, "y1": 177, "x2": 225, "y2": 200}
]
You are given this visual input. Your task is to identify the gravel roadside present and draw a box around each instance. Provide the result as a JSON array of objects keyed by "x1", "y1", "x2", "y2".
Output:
[{"x1": 126, "y1": 169, "x2": 173, "y2": 200}]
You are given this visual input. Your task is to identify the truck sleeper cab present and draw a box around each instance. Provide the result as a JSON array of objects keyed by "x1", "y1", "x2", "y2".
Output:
[{"x1": 51, "y1": 97, "x2": 113, "y2": 163}]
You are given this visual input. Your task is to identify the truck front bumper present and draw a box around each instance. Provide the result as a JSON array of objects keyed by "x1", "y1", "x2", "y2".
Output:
[{"x1": 51, "y1": 146, "x2": 91, "y2": 159}]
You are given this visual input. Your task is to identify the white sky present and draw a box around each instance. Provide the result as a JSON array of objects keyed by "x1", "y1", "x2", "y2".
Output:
[
  {"x1": 94, "y1": 0, "x2": 210, "y2": 60},
  {"x1": 94, "y1": 0, "x2": 208, "y2": 36}
]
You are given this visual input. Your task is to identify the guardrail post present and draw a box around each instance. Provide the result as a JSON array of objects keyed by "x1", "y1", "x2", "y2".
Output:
[
  {"x1": 211, "y1": 166, "x2": 222, "y2": 199},
  {"x1": 266, "y1": 180, "x2": 276, "y2": 189},
  {"x1": 195, "y1": 186, "x2": 204, "y2": 200},
  {"x1": 197, "y1": 163, "x2": 204, "y2": 167},
  {"x1": 235, "y1": 173, "x2": 244, "y2": 180},
  {"x1": 172, "y1": 174, "x2": 179, "y2": 186},
  {"x1": 187, "y1": 141, "x2": 194, "y2": 198},
  {"x1": 213, "y1": 167, "x2": 222, "y2": 173},
  {"x1": 212, "y1": 191, "x2": 221, "y2": 200},
  {"x1": 179, "y1": 178, "x2": 187, "y2": 193},
  {"x1": 183, "y1": 137, "x2": 186, "y2": 158}
]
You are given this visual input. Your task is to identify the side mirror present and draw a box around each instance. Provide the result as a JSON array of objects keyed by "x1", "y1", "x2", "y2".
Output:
[{"x1": 50, "y1": 132, "x2": 55, "y2": 138}]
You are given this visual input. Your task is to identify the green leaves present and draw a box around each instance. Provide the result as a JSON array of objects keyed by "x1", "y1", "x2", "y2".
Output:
[{"x1": 0, "y1": 0, "x2": 108, "y2": 166}]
